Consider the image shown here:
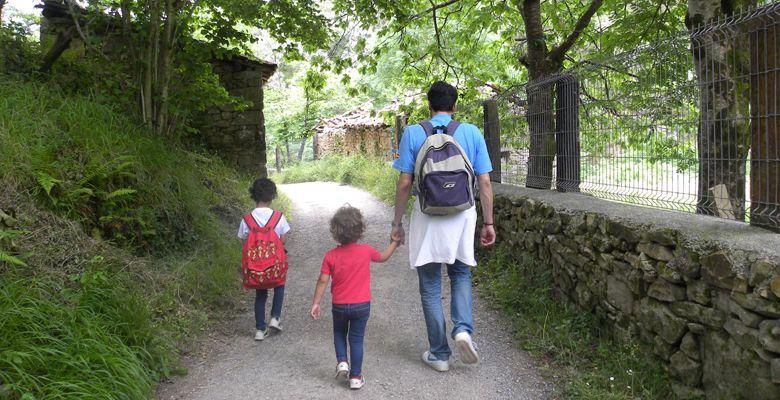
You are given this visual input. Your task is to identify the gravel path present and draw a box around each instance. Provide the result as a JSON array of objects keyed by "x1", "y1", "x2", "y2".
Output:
[{"x1": 157, "y1": 182, "x2": 552, "y2": 400}]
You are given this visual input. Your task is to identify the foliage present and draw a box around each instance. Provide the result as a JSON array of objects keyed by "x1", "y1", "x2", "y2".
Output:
[
  {"x1": 0, "y1": 19, "x2": 40, "y2": 74},
  {"x1": 274, "y1": 155, "x2": 399, "y2": 204},
  {"x1": 474, "y1": 245, "x2": 672, "y2": 399}
]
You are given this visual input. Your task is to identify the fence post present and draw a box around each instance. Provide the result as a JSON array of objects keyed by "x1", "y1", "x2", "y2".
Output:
[
  {"x1": 483, "y1": 99, "x2": 502, "y2": 182},
  {"x1": 555, "y1": 75, "x2": 581, "y2": 192}
]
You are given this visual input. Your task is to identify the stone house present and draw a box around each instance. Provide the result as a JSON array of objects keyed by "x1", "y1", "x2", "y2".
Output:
[{"x1": 312, "y1": 105, "x2": 392, "y2": 159}]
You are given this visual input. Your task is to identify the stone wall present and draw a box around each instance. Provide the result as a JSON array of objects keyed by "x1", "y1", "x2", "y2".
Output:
[
  {"x1": 200, "y1": 57, "x2": 275, "y2": 176},
  {"x1": 489, "y1": 184, "x2": 780, "y2": 399}
]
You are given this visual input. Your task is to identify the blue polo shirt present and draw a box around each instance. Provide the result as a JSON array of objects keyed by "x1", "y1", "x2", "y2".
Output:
[{"x1": 393, "y1": 114, "x2": 493, "y2": 175}]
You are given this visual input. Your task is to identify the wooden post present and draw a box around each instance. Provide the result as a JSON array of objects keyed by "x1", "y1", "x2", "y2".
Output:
[
  {"x1": 483, "y1": 100, "x2": 502, "y2": 182},
  {"x1": 312, "y1": 132, "x2": 319, "y2": 160},
  {"x1": 555, "y1": 75, "x2": 581, "y2": 192}
]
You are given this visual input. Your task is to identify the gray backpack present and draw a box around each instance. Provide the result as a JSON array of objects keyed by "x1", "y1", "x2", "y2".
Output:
[{"x1": 413, "y1": 120, "x2": 476, "y2": 215}]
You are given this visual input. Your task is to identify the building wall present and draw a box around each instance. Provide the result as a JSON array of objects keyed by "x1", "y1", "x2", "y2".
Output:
[
  {"x1": 315, "y1": 125, "x2": 393, "y2": 159},
  {"x1": 486, "y1": 184, "x2": 780, "y2": 399}
]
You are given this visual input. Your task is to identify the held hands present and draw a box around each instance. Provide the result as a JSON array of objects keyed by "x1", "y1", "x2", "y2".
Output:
[
  {"x1": 310, "y1": 303, "x2": 321, "y2": 320},
  {"x1": 480, "y1": 224, "x2": 496, "y2": 247},
  {"x1": 390, "y1": 225, "x2": 405, "y2": 246}
]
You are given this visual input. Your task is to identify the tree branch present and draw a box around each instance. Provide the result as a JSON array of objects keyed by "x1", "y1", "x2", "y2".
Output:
[
  {"x1": 410, "y1": 0, "x2": 464, "y2": 21},
  {"x1": 548, "y1": 0, "x2": 603, "y2": 63}
]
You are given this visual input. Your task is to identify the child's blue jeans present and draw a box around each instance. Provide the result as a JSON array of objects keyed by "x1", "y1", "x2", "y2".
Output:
[
  {"x1": 255, "y1": 285, "x2": 285, "y2": 330},
  {"x1": 332, "y1": 301, "x2": 371, "y2": 378}
]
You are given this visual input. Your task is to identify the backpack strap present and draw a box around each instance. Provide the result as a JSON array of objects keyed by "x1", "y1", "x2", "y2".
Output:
[
  {"x1": 243, "y1": 214, "x2": 262, "y2": 231},
  {"x1": 420, "y1": 120, "x2": 460, "y2": 137},
  {"x1": 266, "y1": 211, "x2": 283, "y2": 231}
]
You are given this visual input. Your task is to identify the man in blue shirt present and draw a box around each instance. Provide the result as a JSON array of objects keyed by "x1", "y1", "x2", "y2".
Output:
[{"x1": 391, "y1": 81, "x2": 496, "y2": 372}]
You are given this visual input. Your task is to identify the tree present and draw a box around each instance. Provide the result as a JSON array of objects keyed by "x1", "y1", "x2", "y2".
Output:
[{"x1": 686, "y1": 0, "x2": 755, "y2": 220}]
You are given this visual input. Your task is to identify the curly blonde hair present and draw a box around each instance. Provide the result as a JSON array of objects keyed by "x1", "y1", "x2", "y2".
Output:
[{"x1": 330, "y1": 205, "x2": 364, "y2": 245}]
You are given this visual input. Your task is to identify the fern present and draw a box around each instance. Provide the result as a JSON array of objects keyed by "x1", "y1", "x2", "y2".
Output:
[
  {"x1": 35, "y1": 172, "x2": 61, "y2": 196},
  {"x1": 104, "y1": 188, "x2": 137, "y2": 201}
]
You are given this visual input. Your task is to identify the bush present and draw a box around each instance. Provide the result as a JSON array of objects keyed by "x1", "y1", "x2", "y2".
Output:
[{"x1": 276, "y1": 155, "x2": 399, "y2": 204}]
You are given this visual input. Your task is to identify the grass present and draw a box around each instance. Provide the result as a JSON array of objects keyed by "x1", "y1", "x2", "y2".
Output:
[
  {"x1": 0, "y1": 77, "x2": 291, "y2": 399},
  {"x1": 475, "y1": 245, "x2": 672, "y2": 399},
  {"x1": 273, "y1": 155, "x2": 399, "y2": 204}
]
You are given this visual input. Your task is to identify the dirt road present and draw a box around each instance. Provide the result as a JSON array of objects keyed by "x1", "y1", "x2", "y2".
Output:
[{"x1": 158, "y1": 182, "x2": 552, "y2": 400}]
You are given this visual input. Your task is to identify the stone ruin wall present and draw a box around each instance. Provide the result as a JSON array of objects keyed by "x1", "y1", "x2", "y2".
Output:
[
  {"x1": 315, "y1": 125, "x2": 393, "y2": 159},
  {"x1": 487, "y1": 184, "x2": 780, "y2": 399},
  {"x1": 200, "y1": 60, "x2": 273, "y2": 177}
]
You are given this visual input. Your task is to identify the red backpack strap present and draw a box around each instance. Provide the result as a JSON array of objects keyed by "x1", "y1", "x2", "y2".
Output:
[
  {"x1": 266, "y1": 211, "x2": 283, "y2": 231},
  {"x1": 243, "y1": 214, "x2": 262, "y2": 231}
]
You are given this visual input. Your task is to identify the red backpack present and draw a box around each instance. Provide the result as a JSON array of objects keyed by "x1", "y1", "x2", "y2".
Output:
[{"x1": 241, "y1": 211, "x2": 288, "y2": 289}]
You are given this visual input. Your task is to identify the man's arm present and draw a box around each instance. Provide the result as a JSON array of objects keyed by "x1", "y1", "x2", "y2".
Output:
[
  {"x1": 391, "y1": 173, "x2": 413, "y2": 245},
  {"x1": 477, "y1": 174, "x2": 496, "y2": 247}
]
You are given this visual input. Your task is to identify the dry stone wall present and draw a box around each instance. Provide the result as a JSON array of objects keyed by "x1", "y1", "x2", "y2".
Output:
[
  {"x1": 488, "y1": 184, "x2": 780, "y2": 399},
  {"x1": 199, "y1": 58, "x2": 275, "y2": 176}
]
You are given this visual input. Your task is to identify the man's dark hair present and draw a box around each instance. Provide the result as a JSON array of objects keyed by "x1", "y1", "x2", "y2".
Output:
[
  {"x1": 249, "y1": 178, "x2": 277, "y2": 204},
  {"x1": 427, "y1": 81, "x2": 458, "y2": 112}
]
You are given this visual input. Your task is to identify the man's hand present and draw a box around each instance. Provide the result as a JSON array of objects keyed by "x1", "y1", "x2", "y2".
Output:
[
  {"x1": 310, "y1": 303, "x2": 321, "y2": 320},
  {"x1": 480, "y1": 224, "x2": 496, "y2": 247},
  {"x1": 391, "y1": 226, "x2": 406, "y2": 245}
]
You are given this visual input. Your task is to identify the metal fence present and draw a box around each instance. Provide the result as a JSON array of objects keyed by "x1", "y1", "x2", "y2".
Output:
[{"x1": 492, "y1": 3, "x2": 780, "y2": 231}]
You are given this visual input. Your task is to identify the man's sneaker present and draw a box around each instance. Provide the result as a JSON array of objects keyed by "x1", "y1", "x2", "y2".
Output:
[
  {"x1": 254, "y1": 328, "x2": 269, "y2": 341},
  {"x1": 269, "y1": 317, "x2": 283, "y2": 332},
  {"x1": 454, "y1": 331, "x2": 480, "y2": 364},
  {"x1": 422, "y1": 351, "x2": 450, "y2": 372},
  {"x1": 335, "y1": 362, "x2": 349, "y2": 379},
  {"x1": 349, "y1": 376, "x2": 365, "y2": 390}
]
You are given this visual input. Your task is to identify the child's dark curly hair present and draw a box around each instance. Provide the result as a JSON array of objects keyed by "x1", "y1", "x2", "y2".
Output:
[
  {"x1": 249, "y1": 178, "x2": 277, "y2": 204},
  {"x1": 330, "y1": 205, "x2": 364, "y2": 245}
]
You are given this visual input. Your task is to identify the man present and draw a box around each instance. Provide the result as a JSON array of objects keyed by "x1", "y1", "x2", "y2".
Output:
[{"x1": 391, "y1": 81, "x2": 496, "y2": 372}]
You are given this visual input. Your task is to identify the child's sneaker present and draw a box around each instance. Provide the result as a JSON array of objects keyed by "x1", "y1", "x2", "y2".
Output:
[
  {"x1": 422, "y1": 351, "x2": 450, "y2": 372},
  {"x1": 349, "y1": 376, "x2": 365, "y2": 390},
  {"x1": 269, "y1": 317, "x2": 283, "y2": 332},
  {"x1": 454, "y1": 331, "x2": 479, "y2": 364},
  {"x1": 254, "y1": 328, "x2": 269, "y2": 341},
  {"x1": 335, "y1": 362, "x2": 349, "y2": 379}
]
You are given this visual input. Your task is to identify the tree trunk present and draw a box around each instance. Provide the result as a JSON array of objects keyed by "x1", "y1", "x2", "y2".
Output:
[
  {"x1": 749, "y1": 19, "x2": 780, "y2": 231},
  {"x1": 40, "y1": 27, "x2": 76, "y2": 73},
  {"x1": 520, "y1": 0, "x2": 560, "y2": 189},
  {"x1": 142, "y1": 0, "x2": 161, "y2": 126},
  {"x1": 155, "y1": 0, "x2": 176, "y2": 135},
  {"x1": 297, "y1": 139, "x2": 307, "y2": 161},
  {"x1": 285, "y1": 141, "x2": 292, "y2": 163},
  {"x1": 275, "y1": 146, "x2": 283, "y2": 173},
  {"x1": 687, "y1": 0, "x2": 754, "y2": 220}
]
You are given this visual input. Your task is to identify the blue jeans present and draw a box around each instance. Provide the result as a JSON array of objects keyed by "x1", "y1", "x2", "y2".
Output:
[
  {"x1": 255, "y1": 286, "x2": 285, "y2": 330},
  {"x1": 417, "y1": 260, "x2": 474, "y2": 361},
  {"x1": 332, "y1": 302, "x2": 371, "y2": 378}
]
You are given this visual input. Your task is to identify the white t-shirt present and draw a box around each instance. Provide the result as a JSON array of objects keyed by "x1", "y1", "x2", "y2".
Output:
[
  {"x1": 408, "y1": 199, "x2": 477, "y2": 268},
  {"x1": 237, "y1": 208, "x2": 290, "y2": 240}
]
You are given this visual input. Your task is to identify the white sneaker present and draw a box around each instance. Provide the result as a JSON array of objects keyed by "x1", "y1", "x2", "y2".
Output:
[
  {"x1": 254, "y1": 328, "x2": 268, "y2": 341},
  {"x1": 349, "y1": 376, "x2": 365, "y2": 390},
  {"x1": 422, "y1": 351, "x2": 450, "y2": 372},
  {"x1": 269, "y1": 317, "x2": 283, "y2": 332},
  {"x1": 335, "y1": 362, "x2": 349, "y2": 379},
  {"x1": 454, "y1": 332, "x2": 479, "y2": 364}
]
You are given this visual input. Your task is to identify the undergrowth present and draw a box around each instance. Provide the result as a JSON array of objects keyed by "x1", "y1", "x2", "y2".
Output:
[
  {"x1": 475, "y1": 245, "x2": 673, "y2": 399},
  {"x1": 0, "y1": 77, "x2": 287, "y2": 399},
  {"x1": 274, "y1": 155, "x2": 398, "y2": 204}
]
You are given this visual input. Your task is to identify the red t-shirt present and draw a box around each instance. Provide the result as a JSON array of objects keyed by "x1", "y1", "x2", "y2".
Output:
[{"x1": 320, "y1": 243, "x2": 382, "y2": 304}]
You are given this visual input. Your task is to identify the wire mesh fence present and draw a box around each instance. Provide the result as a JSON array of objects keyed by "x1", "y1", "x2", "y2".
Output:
[{"x1": 494, "y1": 2, "x2": 780, "y2": 231}]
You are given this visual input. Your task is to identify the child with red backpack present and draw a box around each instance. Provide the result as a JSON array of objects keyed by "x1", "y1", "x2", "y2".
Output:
[
  {"x1": 309, "y1": 205, "x2": 399, "y2": 390},
  {"x1": 237, "y1": 178, "x2": 290, "y2": 341}
]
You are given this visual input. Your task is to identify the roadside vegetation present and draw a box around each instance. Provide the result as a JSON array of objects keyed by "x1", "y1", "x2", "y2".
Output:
[{"x1": 0, "y1": 77, "x2": 289, "y2": 399}]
